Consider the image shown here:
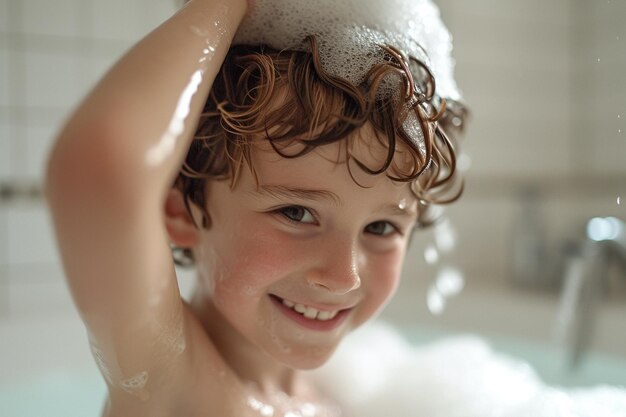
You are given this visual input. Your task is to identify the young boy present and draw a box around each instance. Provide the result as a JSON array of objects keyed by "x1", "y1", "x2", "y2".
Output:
[{"x1": 45, "y1": 0, "x2": 466, "y2": 415}]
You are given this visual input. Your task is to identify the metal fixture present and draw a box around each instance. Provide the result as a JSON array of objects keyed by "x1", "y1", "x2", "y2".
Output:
[{"x1": 556, "y1": 216, "x2": 626, "y2": 367}]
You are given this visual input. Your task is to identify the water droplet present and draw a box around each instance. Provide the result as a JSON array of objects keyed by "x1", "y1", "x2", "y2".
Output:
[
  {"x1": 458, "y1": 153, "x2": 472, "y2": 171},
  {"x1": 434, "y1": 219, "x2": 457, "y2": 252},
  {"x1": 435, "y1": 267, "x2": 464, "y2": 297},
  {"x1": 618, "y1": 196, "x2": 622, "y2": 205},
  {"x1": 424, "y1": 245, "x2": 439, "y2": 264},
  {"x1": 597, "y1": 58, "x2": 601, "y2": 62},
  {"x1": 426, "y1": 285, "x2": 445, "y2": 315},
  {"x1": 619, "y1": 129, "x2": 622, "y2": 133}
]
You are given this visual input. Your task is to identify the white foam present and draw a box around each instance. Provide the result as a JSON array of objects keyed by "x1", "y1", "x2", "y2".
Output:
[
  {"x1": 234, "y1": 0, "x2": 461, "y2": 102},
  {"x1": 308, "y1": 322, "x2": 626, "y2": 417},
  {"x1": 88, "y1": 336, "x2": 151, "y2": 401},
  {"x1": 120, "y1": 371, "x2": 150, "y2": 400}
]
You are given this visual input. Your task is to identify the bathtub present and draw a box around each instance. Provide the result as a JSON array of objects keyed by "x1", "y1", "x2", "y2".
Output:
[
  {"x1": 1, "y1": 310, "x2": 625, "y2": 417},
  {"x1": 0, "y1": 314, "x2": 105, "y2": 417}
]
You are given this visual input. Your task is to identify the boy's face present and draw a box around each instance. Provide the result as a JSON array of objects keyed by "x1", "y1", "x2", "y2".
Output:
[{"x1": 193, "y1": 127, "x2": 418, "y2": 369}]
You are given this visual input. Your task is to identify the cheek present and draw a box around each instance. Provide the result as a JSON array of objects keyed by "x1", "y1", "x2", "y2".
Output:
[
  {"x1": 364, "y1": 249, "x2": 406, "y2": 310},
  {"x1": 206, "y1": 224, "x2": 302, "y2": 301}
]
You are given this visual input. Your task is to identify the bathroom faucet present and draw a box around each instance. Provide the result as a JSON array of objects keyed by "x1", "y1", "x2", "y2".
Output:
[{"x1": 556, "y1": 216, "x2": 626, "y2": 368}]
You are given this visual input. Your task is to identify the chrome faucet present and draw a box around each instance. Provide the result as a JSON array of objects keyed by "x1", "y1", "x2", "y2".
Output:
[{"x1": 556, "y1": 216, "x2": 626, "y2": 367}]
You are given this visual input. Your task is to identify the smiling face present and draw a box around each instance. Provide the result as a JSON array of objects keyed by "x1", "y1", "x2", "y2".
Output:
[{"x1": 189, "y1": 127, "x2": 418, "y2": 370}]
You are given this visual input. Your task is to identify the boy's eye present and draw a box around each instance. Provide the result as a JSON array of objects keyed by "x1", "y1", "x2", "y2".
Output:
[
  {"x1": 365, "y1": 221, "x2": 399, "y2": 236},
  {"x1": 277, "y1": 205, "x2": 316, "y2": 224}
]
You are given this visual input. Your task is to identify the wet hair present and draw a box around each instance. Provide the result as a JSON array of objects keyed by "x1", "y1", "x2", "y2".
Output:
[{"x1": 172, "y1": 36, "x2": 468, "y2": 265}]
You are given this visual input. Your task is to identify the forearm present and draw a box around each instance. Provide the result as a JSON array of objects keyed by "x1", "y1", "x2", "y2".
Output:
[{"x1": 47, "y1": 0, "x2": 247, "y2": 203}]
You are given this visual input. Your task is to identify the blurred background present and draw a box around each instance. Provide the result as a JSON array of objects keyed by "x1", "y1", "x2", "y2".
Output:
[
  {"x1": 384, "y1": 0, "x2": 626, "y2": 373},
  {"x1": 0, "y1": 0, "x2": 625, "y2": 415}
]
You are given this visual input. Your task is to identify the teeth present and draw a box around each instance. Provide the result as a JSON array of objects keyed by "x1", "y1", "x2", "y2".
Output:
[
  {"x1": 281, "y1": 298, "x2": 339, "y2": 321},
  {"x1": 317, "y1": 311, "x2": 332, "y2": 320},
  {"x1": 303, "y1": 307, "x2": 318, "y2": 319}
]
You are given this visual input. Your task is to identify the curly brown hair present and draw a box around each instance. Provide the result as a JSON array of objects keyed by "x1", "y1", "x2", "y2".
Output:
[{"x1": 173, "y1": 36, "x2": 468, "y2": 265}]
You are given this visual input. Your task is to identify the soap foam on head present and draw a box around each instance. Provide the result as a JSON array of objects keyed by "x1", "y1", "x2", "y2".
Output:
[
  {"x1": 234, "y1": 0, "x2": 461, "y2": 153},
  {"x1": 234, "y1": 0, "x2": 461, "y2": 101}
]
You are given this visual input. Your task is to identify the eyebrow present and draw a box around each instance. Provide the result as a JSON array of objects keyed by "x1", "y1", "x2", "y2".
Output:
[{"x1": 253, "y1": 185, "x2": 341, "y2": 205}]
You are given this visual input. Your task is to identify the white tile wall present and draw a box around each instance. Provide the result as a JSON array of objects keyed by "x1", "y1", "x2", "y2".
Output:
[
  {"x1": 0, "y1": 314, "x2": 97, "y2": 381},
  {"x1": 0, "y1": 117, "x2": 11, "y2": 178},
  {"x1": 445, "y1": 16, "x2": 570, "y2": 73},
  {"x1": 92, "y1": 0, "x2": 144, "y2": 41},
  {"x1": 5, "y1": 123, "x2": 28, "y2": 178},
  {"x1": 91, "y1": 0, "x2": 174, "y2": 42},
  {"x1": 0, "y1": 0, "x2": 177, "y2": 184},
  {"x1": 589, "y1": 0, "x2": 626, "y2": 21},
  {"x1": 569, "y1": 0, "x2": 626, "y2": 177},
  {"x1": 6, "y1": 264, "x2": 71, "y2": 317},
  {"x1": 588, "y1": 56, "x2": 626, "y2": 176},
  {"x1": 439, "y1": 0, "x2": 570, "y2": 25},
  {"x1": 0, "y1": 29, "x2": 11, "y2": 177},
  {"x1": 24, "y1": 110, "x2": 68, "y2": 179},
  {"x1": 22, "y1": 47, "x2": 88, "y2": 111},
  {"x1": 0, "y1": 42, "x2": 8, "y2": 107},
  {"x1": 439, "y1": 1, "x2": 574, "y2": 180},
  {"x1": 0, "y1": 277, "x2": 8, "y2": 317},
  {"x1": 6, "y1": 204, "x2": 58, "y2": 265},
  {"x1": 465, "y1": 115, "x2": 572, "y2": 179},
  {"x1": 0, "y1": 1, "x2": 8, "y2": 34},
  {"x1": 19, "y1": 0, "x2": 83, "y2": 38},
  {"x1": 0, "y1": 204, "x2": 8, "y2": 317}
]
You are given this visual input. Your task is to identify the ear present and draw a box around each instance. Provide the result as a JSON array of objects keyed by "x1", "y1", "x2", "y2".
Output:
[{"x1": 164, "y1": 188, "x2": 201, "y2": 248}]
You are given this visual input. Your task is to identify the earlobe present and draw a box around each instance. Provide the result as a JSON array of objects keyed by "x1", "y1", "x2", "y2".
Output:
[{"x1": 164, "y1": 188, "x2": 201, "y2": 248}]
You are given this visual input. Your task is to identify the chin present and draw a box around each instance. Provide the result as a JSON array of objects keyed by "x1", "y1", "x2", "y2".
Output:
[{"x1": 275, "y1": 343, "x2": 341, "y2": 371}]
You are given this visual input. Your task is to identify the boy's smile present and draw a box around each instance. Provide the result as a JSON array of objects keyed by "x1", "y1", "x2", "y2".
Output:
[
  {"x1": 269, "y1": 293, "x2": 353, "y2": 331},
  {"x1": 188, "y1": 128, "x2": 418, "y2": 379}
]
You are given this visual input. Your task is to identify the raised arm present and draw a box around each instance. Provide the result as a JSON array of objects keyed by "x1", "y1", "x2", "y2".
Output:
[{"x1": 45, "y1": 0, "x2": 247, "y2": 401}]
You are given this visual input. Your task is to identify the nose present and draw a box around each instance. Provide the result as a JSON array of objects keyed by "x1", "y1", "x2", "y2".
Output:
[{"x1": 307, "y1": 237, "x2": 362, "y2": 295}]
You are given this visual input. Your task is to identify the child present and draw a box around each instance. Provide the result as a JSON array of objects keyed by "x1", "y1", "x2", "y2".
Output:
[{"x1": 45, "y1": 0, "x2": 467, "y2": 415}]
